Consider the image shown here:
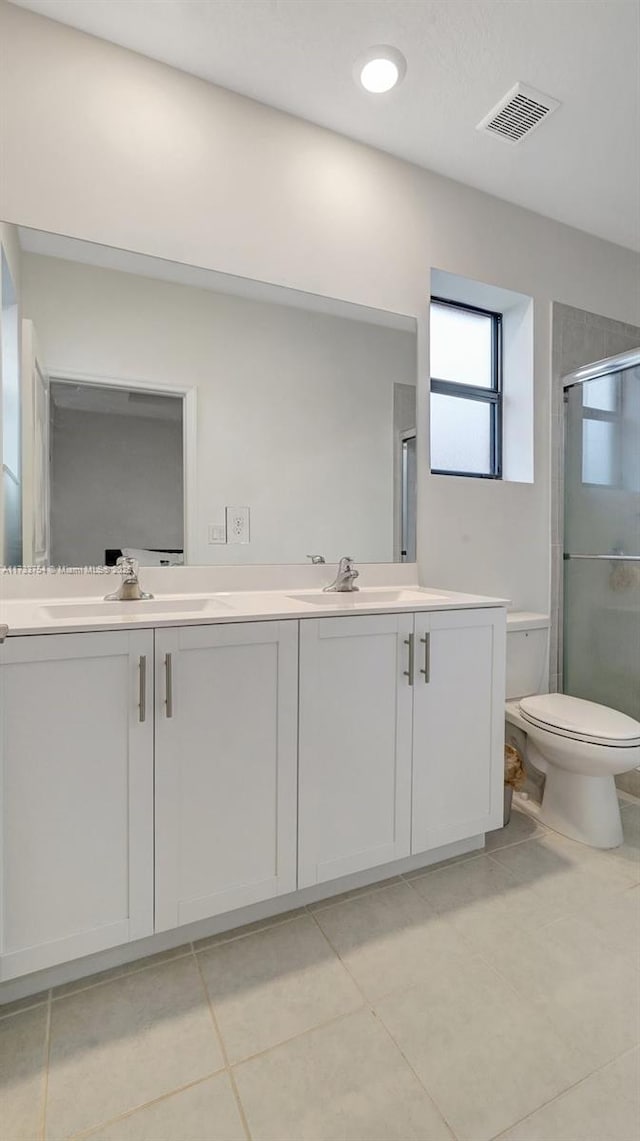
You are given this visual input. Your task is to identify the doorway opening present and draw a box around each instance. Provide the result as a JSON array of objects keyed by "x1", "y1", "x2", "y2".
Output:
[
  {"x1": 401, "y1": 430, "x2": 417, "y2": 562},
  {"x1": 49, "y1": 380, "x2": 185, "y2": 566}
]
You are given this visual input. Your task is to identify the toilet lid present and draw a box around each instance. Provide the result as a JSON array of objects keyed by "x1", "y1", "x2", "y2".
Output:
[{"x1": 519, "y1": 693, "x2": 640, "y2": 747}]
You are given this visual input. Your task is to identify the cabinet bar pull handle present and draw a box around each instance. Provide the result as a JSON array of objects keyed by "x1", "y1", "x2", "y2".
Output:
[
  {"x1": 419, "y1": 634, "x2": 430, "y2": 683},
  {"x1": 138, "y1": 655, "x2": 147, "y2": 722},
  {"x1": 403, "y1": 634, "x2": 414, "y2": 686},
  {"x1": 165, "y1": 653, "x2": 173, "y2": 718}
]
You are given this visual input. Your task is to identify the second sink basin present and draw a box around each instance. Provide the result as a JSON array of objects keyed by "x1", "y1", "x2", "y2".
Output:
[
  {"x1": 41, "y1": 597, "x2": 233, "y2": 620},
  {"x1": 287, "y1": 589, "x2": 448, "y2": 607}
]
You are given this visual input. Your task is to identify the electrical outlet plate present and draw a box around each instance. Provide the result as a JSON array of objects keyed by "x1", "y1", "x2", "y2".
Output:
[{"x1": 226, "y1": 506, "x2": 250, "y2": 544}]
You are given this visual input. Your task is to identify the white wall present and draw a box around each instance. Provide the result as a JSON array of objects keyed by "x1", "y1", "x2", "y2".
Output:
[
  {"x1": 2, "y1": 1, "x2": 639, "y2": 608},
  {"x1": 22, "y1": 252, "x2": 416, "y2": 564}
]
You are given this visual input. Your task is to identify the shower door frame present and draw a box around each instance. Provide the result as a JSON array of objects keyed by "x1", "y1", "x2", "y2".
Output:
[{"x1": 559, "y1": 346, "x2": 640, "y2": 701}]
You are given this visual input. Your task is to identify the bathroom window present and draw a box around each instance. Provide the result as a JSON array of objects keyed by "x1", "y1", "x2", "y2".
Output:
[
  {"x1": 580, "y1": 374, "x2": 622, "y2": 487},
  {"x1": 430, "y1": 297, "x2": 502, "y2": 478}
]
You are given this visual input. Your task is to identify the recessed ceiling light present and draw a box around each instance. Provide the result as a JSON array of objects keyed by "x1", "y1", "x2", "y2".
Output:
[{"x1": 356, "y1": 46, "x2": 406, "y2": 95}]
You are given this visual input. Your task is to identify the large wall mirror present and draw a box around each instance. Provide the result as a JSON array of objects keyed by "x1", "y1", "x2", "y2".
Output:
[{"x1": 0, "y1": 224, "x2": 417, "y2": 568}]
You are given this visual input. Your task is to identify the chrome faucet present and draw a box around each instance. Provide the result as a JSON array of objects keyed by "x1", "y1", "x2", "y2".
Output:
[
  {"x1": 306, "y1": 554, "x2": 326, "y2": 564},
  {"x1": 104, "y1": 556, "x2": 154, "y2": 602},
  {"x1": 324, "y1": 556, "x2": 359, "y2": 593}
]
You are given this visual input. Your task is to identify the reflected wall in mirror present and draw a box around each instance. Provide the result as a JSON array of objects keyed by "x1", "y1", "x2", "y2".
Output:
[{"x1": 0, "y1": 223, "x2": 417, "y2": 567}]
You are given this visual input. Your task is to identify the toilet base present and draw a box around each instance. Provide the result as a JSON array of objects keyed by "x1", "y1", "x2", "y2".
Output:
[{"x1": 539, "y1": 767, "x2": 623, "y2": 849}]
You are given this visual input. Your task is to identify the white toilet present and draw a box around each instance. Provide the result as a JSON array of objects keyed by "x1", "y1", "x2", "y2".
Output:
[{"x1": 505, "y1": 613, "x2": 640, "y2": 849}]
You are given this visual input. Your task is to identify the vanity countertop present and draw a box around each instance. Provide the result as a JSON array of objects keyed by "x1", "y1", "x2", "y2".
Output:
[{"x1": 0, "y1": 585, "x2": 509, "y2": 637}]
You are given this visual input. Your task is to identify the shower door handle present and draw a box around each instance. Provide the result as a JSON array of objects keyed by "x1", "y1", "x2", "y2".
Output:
[{"x1": 563, "y1": 554, "x2": 640, "y2": 562}]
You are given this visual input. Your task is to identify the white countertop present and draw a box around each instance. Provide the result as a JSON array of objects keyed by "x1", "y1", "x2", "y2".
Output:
[{"x1": 0, "y1": 585, "x2": 509, "y2": 637}]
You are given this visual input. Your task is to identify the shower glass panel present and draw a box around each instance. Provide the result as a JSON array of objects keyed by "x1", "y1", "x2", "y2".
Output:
[{"x1": 563, "y1": 355, "x2": 640, "y2": 719}]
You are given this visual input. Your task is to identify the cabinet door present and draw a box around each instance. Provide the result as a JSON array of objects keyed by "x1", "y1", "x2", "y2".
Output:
[
  {"x1": 154, "y1": 621, "x2": 298, "y2": 931},
  {"x1": 0, "y1": 630, "x2": 154, "y2": 981},
  {"x1": 412, "y1": 608, "x2": 506, "y2": 853},
  {"x1": 298, "y1": 614, "x2": 413, "y2": 888}
]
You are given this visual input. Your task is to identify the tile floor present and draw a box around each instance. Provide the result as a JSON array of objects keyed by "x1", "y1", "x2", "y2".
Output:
[{"x1": 1, "y1": 803, "x2": 639, "y2": 1141}]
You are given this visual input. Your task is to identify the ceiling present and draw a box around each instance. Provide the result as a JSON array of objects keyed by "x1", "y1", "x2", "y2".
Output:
[{"x1": 10, "y1": 0, "x2": 640, "y2": 251}]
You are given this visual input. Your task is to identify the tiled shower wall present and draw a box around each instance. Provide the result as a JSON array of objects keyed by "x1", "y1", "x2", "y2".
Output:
[{"x1": 551, "y1": 304, "x2": 640, "y2": 795}]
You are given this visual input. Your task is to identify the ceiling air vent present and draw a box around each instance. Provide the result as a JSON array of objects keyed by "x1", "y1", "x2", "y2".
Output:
[{"x1": 477, "y1": 82, "x2": 560, "y2": 144}]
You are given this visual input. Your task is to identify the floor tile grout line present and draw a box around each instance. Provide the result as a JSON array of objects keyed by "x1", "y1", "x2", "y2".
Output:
[
  {"x1": 192, "y1": 909, "x2": 306, "y2": 954},
  {"x1": 0, "y1": 994, "x2": 50, "y2": 1020},
  {"x1": 481, "y1": 831, "x2": 549, "y2": 855},
  {"x1": 485, "y1": 845, "x2": 640, "y2": 903},
  {"x1": 369, "y1": 941, "x2": 634, "y2": 1141},
  {"x1": 305, "y1": 903, "x2": 459, "y2": 1140},
  {"x1": 304, "y1": 905, "x2": 372, "y2": 1008},
  {"x1": 311, "y1": 862, "x2": 638, "y2": 1129},
  {"x1": 230, "y1": 1004, "x2": 373, "y2": 1072},
  {"x1": 40, "y1": 989, "x2": 52, "y2": 1141},
  {"x1": 402, "y1": 831, "x2": 640, "y2": 961},
  {"x1": 303, "y1": 877, "x2": 406, "y2": 912},
  {"x1": 314, "y1": 899, "x2": 640, "y2": 1141},
  {"x1": 48, "y1": 947, "x2": 195, "y2": 1005},
  {"x1": 192, "y1": 942, "x2": 253, "y2": 1141},
  {"x1": 66, "y1": 1070, "x2": 229, "y2": 1141},
  {"x1": 487, "y1": 1042, "x2": 640, "y2": 1140},
  {"x1": 465, "y1": 932, "x2": 639, "y2": 1109},
  {"x1": 371, "y1": 1007, "x2": 461, "y2": 1141}
]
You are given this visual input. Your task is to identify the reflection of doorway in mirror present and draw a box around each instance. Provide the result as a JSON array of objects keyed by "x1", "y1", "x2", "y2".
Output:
[
  {"x1": 1, "y1": 246, "x2": 22, "y2": 566},
  {"x1": 393, "y1": 381, "x2": 417, "y2": 562},
  {"x1": 48, "y1": 379, "x2": 185, "y2": 568},
  {"x1": 21, "y1": 319, "x2": 50, "y2": 566},
  {"x1": 401, "y1": 431, "x2": 417, "y2": 563}
]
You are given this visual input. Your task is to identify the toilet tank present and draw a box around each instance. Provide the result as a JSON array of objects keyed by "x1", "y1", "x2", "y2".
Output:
[{"x1": 506, "y1": 613, "x2": 550, "y2": 699}]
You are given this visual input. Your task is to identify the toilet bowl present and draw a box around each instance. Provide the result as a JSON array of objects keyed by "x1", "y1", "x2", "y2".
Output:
[{"x1": 506, "y1": 693, "x2": 640, "y2": 848}]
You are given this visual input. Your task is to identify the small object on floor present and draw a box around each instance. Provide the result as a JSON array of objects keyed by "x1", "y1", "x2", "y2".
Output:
[
  {"x1": 504, "y1": 743, "x2": 526, "y2": 825},
  {"x1": 504, "y1": 743, "x2": 526, "y2": 790}
]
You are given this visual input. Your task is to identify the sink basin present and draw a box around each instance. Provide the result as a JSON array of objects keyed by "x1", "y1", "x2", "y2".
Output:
[
  {"x1": 287, "y1": 589, "x2": 448, "y2": 607},
  {"x1": 41, "y1": 597, "x2": 233, "y2": 620}
]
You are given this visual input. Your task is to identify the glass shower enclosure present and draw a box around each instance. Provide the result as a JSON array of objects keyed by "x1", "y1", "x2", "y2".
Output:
[{"x1": 563, "y1": 349, "x2": 640, "y2": 719}]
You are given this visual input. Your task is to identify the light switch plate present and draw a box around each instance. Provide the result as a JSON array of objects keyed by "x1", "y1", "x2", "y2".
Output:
[
  {"x1": 226, "y1": 506, "x2": 250, "y2": 544},
  {"x1": 208, "y1": 523, "x2": 227, "y2": 544}
]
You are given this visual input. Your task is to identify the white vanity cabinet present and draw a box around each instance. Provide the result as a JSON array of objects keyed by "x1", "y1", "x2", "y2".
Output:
[
  {"x1": 154, "y1": 621, "x2": 298, "y2": 931},
  {"x1": 298, "y1": 614, "x2": 414, "y2": 888},
  {"x1": 298, "y1": 607, "x2": 505, "y2": 885},
  {"x1": 0, "y1": 602, "x2": 505, "y2": 987},
  {"x1": 0, "y1": 630, "x2": 154, "y2": 981},
  {"x1": 411, "y1": 607, "x2": 506, "y2": 854}
]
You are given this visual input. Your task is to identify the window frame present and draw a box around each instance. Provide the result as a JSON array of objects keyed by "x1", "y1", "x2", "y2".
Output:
[{"x1": 430, "y1": 295, "x2": 503, "y2": 479}]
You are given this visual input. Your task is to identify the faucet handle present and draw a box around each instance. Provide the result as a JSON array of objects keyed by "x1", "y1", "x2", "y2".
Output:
[
  {"x1": 116, "y1": 555, "x2": 138, "y2": 580},
  {"x1": 307, "y1": 554, "x2": 326, "y2": 564}
]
